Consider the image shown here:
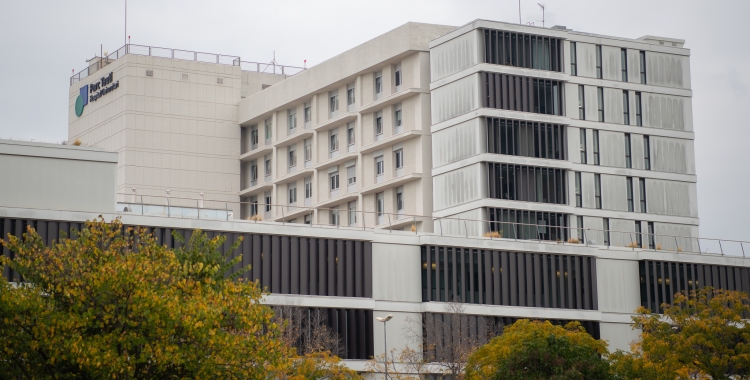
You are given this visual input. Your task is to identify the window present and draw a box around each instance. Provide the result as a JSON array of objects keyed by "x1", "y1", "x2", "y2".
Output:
[
  {"x1": 330, "y1": 172, "x2": 340, "y2": 191},
  {"x1": 347, "y1": 172, "x2": 356, "y2": 186},
  {"x1": 330, "y1": 131, "x2": 339, "y2": 152},
  {"x1": 375, "y1": 113, "x2": 383, "y2": 136},
  {"x1": 396, "y1": 187, "x2": 404, "y2": 213},
  {"x1": 330, "y1": 208, "x2": 340, "y2": 226},
  {"x1": 635, "y1": 222, "x2": 642, "y2": 248},
  {"x1": 375, "y1": 156, "x2": 384, "y2": 177},
  {"x1": 481, "y1": 74, "x2": 564, "y2": 116},
  {"x1": 597, "y1": 87, "x2": 605, "y2": 122},
  {"x1": 622, "y1": 91, "x2": 630, "y2": 125},
  {"x1": 251, "y1": 163, "x2": 258, "y2": 181},
  {"x1": 625, "y1": 133, "x2": 632, "y2": 168},
  {"x1": 643, "y1": 136, "x2": 651, "y2": 170},
  {"x1": 329, "y1": 91, "x2": 339, "y2": 115},
  {"x1": 621, "y1": 48, "x2": 628, "y2": 82},
  {"x1": 288, "y1": 147, "x2": 297, "y2": 168},
  {"x1": 288, "y1": 109, "x2": 296, "y2": 132},
  {"x1": 251, "y1": 128, "x2": 259, "y2": 146},
  {"x1": 265, "y1": 195, "x2": 272, "y2": 212},
  {"x1": 376, "y1": 192, "x2": 385, "y2": 222},
  {"x1": 347, "y1": 123, "x2": 355, "y2": 146},
  {"x1": 639, "y1": 51, "x2": 647, "y2": 84},
  {"x1": 265, "y1": 157, "x2": 272, "y2": 176},
  {"x1": 603, "y1": 218, "x2": 610, "y2": 246},
  {"x1": 647, "y1": 221, "x2": 655, "y2": 249},
  {"x1": 265, "y1": 119, "x2": 272, "y2": 141},
  {"x1": 394, "y1": 149, "x2": 404, "y2": 170},
  {"x1": 394, "y1": 64, "x2": 402, "y2": 89},
  {"x1": 304, "y1": 103, "x2": 312, "y2": 127},
  {"x1": 485, "y1": 118, "x2": 566, "y2": 160},
  {"x1": 289, "y1": 186, "x2": 297, "y2": 204},
  {"x1": 577, "y1": 215, "x2": 584, "y2": 241},
  {"x1": 639, "y1": 178, "x2": 647, "y2": 213},
  {"x1": 579, "y1": 129, "x2": 587, "y2": 164},
  {"x1": 348, "y1": 201, "x2": 357, "y2": 225},
  {"x1": 595, "y1": 45, "x2": 603, "y2": 79},
  {"x1": 374, "y1": 73, "x2": 383, "y2": 96},
  {"x1": 626, "y1": 177, "x2": 634, "y2": 212},
  {"x1": 394, "y1": 104, "x2": 403, "y2": 133},
  {"x1": 304, "y1": 214, "x2": 311, "y2": 225},
  {"x1": 593, "y1": 130, "x2": 600, "y2": 165},
  {"x1": 347, "y1": 86, "x2": 355, "y2": 106},
  {"x1": 578, "y1": 85, "x2": 585, "y2": 120},
  {"x1": 594, "y1": 174, "x2": 602, "y2": 209},
  {"x1": 635, "y1": 92, "x2": 643, "y2": 126},
  {"x1": 575, "y1": 172, "x2": 582, "y2": 207},
  {"x1": 304, "y1": 139, "x2": 312, "y2": 162},
  {"x1": 305, "y1": 180, "x2": 312, "y2": 199},
  {"x1": 570, "y1": 42, "x2": 577, "y2": 76},
  {"x1": 482, "y1": 30, "x2": 563, "y2": 71}
]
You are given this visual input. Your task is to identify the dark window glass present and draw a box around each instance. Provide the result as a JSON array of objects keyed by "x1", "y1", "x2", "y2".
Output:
[
  {"x1": 580, "y1": 129, "x2": 587, "y2": 164},
  {"x1": 578, "y1": 85, "x2": 585, "y2": 119},
  {"x1": 621, "y1": 48, "x2": 628, "y2": 82},
  {"x1": 575, "y1": 172, "x2": 582, "y2": 207},
  {"x1": 486, "y1": 163, "x2": 567, "y2": 205},
  {"x1": 485, "y1": 118, "x2": 566, "y2": 160},
  {"x1": 635, "y1": 92, "x2": 643, "y2": 126},
  {"x1": 597, "y1": 87, "x2": 605, "y2": 122},
  {"x1": 482, "y1": 29, "x2": 562, "y2": 72},
  {"x1": 639, "y1": 178, "x2": 647, "y2": 213},
  {"x1": 596, "y1": 45, "x2": 602, "y2": 79},
  {"x1": 647, "y1": 221, "x2": 655, "y2": 249},
  {"x1": 643, "y1": 136, "x2": 651, "y2": 170},
  {"x1": 623, "y1": 91, "x2": 630, "y2": 125},
  {"x1": 625, "y1": 133, "x2": 632, "y2": 168},
  {"x1": 594, "y1": 174, "x2": 602, "y2": 209},
  {"x1": 635, "y1": 222, "x2": 642, "y2": 247},
  {"x1": 593, "y1": 130, "x2": 600, "y2": 165},
  {"x1": 639, "y1": 51, "x2": 647, "y2": 84},
  {"x1": 603, "y1": 218, "x2": 610, "y2": 246},
  {"x1": 570, "y1": 42, "x2": 577, "y2": 76},
  {"x1": 626, "y1": 177, "x2": 634, "y2": 212}
]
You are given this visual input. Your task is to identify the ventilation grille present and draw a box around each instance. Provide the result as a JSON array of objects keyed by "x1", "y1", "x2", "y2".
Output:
[
  {"x1": 217, "y1": 78, "x2": 224, "y2": 84},
  {"x1": 182, "y1": 73, "x2": 189, "y2": 81},
  {"x1": 146, "y1": 70, "x2": 153, "y2": 77}
]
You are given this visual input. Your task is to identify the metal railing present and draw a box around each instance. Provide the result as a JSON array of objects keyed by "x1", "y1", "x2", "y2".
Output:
[
  {"x1": 71, "y1": 44, "x2": 306, "y2": 86},
  {"x1": 115, "y1": 193, "x2": 750, "y2": 258}
]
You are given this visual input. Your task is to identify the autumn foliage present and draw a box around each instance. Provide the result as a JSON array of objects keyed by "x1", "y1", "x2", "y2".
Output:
[{"x1": 0, "y1": 218, "x2": 358, "y2": 379}]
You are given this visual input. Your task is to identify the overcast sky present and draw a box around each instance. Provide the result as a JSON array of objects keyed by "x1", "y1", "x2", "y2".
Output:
[{"x1": 0, "y1": 0, "x2": 748, "y2": 241}]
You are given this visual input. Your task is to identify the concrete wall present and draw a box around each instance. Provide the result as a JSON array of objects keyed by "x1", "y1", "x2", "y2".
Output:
[{"x1": 0, "y1": 140, "x2": 117, "y2": 213}]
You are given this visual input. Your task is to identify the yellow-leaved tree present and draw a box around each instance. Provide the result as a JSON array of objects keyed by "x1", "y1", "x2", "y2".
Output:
[
  {"x1": 609, "y1": 287, "x2": 750, "y2": 380},
  {"x1": 0, "y1": 217, "x2": 358, "y2": 379}
]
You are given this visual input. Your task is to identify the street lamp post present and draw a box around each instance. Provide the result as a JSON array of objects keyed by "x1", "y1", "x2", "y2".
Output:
[{"x1": 375, "y1": 314, "x2": 394, "y2": 380}]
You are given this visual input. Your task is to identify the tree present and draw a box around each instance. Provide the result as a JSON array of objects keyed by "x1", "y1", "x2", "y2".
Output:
[
  {"x1": 465, "y1": 319, "x2": 612, "y2": 380},
  {"x1": 365, "y1": 346, "x2": 437, "y2": 379},
  {"x1": 0, "y1": 217, "x2": 290, "y2": 378},
  {"x1": 609, "y1": 287, "x2": 750, "y2": 380},
  {"x1": 402, "y1": 301, "x2": 503, "y2": 378},
  {"x1": 171, "y1": 227, "x2": 247, "y2": 283}
]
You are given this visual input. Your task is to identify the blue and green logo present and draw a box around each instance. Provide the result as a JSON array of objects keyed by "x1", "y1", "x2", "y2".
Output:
[{"x1": 75, "y1": 84, "x2": 88, "y2": 117}]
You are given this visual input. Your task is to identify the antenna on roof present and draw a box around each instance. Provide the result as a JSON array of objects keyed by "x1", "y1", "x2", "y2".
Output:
[
  {"x1": 124, "y1": 0, "x2": 127, "y2": 45},
  {"x1": 538, "y1": 3, "x2": 545, "y2": 28}
]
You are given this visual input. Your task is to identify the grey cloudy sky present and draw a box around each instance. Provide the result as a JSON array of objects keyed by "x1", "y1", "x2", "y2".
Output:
[{"x1": 0, "y1": 0, "x2": 748, "y2": 241}]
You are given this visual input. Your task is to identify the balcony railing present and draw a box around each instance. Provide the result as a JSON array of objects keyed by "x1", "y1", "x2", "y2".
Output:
[
  {"x1": 70, "y1": 44, "x2": 306, "y2": 86},
  {"x1": 115, "y1": 193, "x2": 750, "y2": 258}
]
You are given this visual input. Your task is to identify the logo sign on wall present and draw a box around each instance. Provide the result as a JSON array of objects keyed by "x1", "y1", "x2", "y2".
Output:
[{"x1": 75, "y1": 72, "x2": 119, "y2": 117}]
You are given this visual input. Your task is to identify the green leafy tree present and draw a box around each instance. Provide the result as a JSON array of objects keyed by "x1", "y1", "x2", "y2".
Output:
[
  {"x1": 465, "y1": 319, "x2": 612, "y2": 380},
  {"x1": 171, "y1": 228, "x2": 247, "y2": 283},
  {"x1": 0, "y1": 217, "x2": 289, "y2": 379},
  {"x1": 610, "y1": 287, "x2": 750, "y2": 380}
]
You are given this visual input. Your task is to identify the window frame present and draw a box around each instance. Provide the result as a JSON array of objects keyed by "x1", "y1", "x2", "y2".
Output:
[
  {"x1": 626, "y1": 176, "x2": 634, "y2": 212},
  {"x1": 394, "y1": 149, "x2": 404, "y2": 170},
  {"x1": 625, "y1": 133, "x2": 632, "y2": 168},
  {"x1": 621, "y1": 48, "x2": 628, "y2": 82},
  {"x1": 594, "y1": 173, "x2": 602, "y2": 209},
  {"x1": 570, "y1": 41, "x2": 577, "y2": 76},
  {"x1": 639, "y1": 178, "x2": 647, "y2": 213},
  {"x1": 622, "y1": 91, "x2": 630, "y2": 125},
  {"x1": 597, "y1": 87, "x2": 605, "y2": 122},
  {"x1": 288, "y1": 146, "x2": 297, "y2": 168},
  {"x1": 289, "y1": 185, "x2": 297, "y2": 204},
  {"x1": 288, "y1": 109, "x2": 296, "y2": 132},
  {"x1": 579, "y1": 128, "x2": 587, "y2": 164},
  {"x1": 375, "y1": 156, "x2": 385, "y2": 177},
  {"x1": 643, "y1": 136, "x2": 650, "y2": 170},
  {"x1": 575, "y1": 172, "x2": 582, "y2": 207},
  {"x1": 593, "y1": 130, "x2": 600, "y2": 165},
  {"x1": 635, "y1": 92, "x2": 643, "y2": 126},
  {"x1": 595, "y1": 45, "x2": 603, "y2": 79},
  {"x1": 375, "y1": 113, "x2": 383, "y2": 136},
  {"x1": 578, "y1": 85, "x2": 585, "y2": 120},
  {"x1": 329, "y1": 131, "x2": 339, "y2": 152},
  {"x1": 639, "y1": 51, "x2": 647, "y2": 84},
  {"x1": 348, "y1": 201, "x2": 357, "y2": 225},
  {"x1": 329, "y1": 172, "x2": 340, "y2": 191}
]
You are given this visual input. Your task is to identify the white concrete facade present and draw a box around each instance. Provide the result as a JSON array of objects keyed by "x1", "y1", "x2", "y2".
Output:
[{"x1": 428, "y1": 20, "x2": 699, "y2": 248}]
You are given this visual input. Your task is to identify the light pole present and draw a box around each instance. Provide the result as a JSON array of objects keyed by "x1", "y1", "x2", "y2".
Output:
[{"x1": 376, "y1": 314, "x2": 394, "y2": 380}]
